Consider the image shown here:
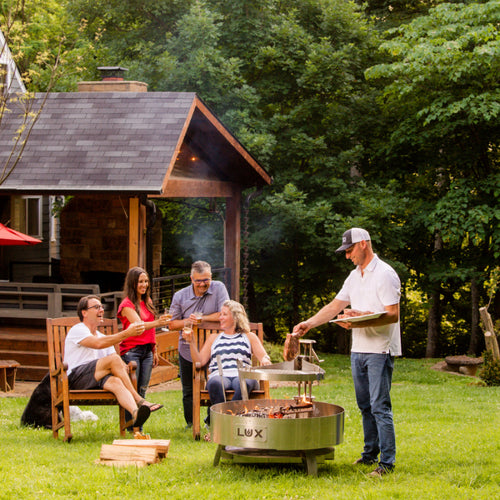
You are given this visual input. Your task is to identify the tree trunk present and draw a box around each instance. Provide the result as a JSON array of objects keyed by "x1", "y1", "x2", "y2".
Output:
[
  {"x1": 291, "y1": 240, "x2": 300, "y2": 328},
  {"x1": 479, "y1": 307, "x2": 500, "y2": 360},
  {"x1": 426, "y1": 233, "x2": 443, "y2": 358},
  {"x1": 467, "y1": 278, "x2": 482, "y2": 355},
  {"x1": 336, "y1": 329, "x2": 351, "y2": 355},
  {"x1": 425, "y1": 288, "x2": 441, "y2": 358}
]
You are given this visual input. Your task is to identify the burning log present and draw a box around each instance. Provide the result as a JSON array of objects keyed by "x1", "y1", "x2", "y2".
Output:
[{"x1": 227, "y1": 401, "x2": 314, "y2": 419}]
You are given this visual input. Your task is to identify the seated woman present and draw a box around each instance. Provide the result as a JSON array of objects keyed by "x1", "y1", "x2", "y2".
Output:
[{"x1": 183, "y1": 299, "x2": 272, "y2": 429}]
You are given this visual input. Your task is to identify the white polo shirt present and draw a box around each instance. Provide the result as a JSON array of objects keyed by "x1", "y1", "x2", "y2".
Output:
[{"x1": 336, "y1": 254, "x2": 402, "y2": 356}]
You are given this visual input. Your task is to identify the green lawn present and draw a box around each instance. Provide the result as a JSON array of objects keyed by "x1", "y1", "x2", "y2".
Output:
[{"x1": 1, "y1": 355, "x2": 499, "y2": 499}]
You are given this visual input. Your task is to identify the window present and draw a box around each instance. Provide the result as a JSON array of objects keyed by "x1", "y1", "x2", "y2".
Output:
[
  {"x1": 26, "y1": 197, "x2": 41, "y2": 235},
  {"x1": 11, "y1": 195, "x2": 42, "y2": 238}
]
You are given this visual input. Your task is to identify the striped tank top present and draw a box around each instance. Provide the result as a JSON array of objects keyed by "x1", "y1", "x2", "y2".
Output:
[{"x1": 208, "y1": 332, "x2": 252, "y2": 379}]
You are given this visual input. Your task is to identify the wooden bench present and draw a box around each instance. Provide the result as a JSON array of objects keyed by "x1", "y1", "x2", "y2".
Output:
[
  {"x1": 46, "y1": 316, "x2": 137, "y2": 442},
  {"x1": 0, "y1": 359, "x2": 20, "y2": 391},
  {"x1": 0, "y1": 283, "x2": 100, "y2": 319},
  {"x1": 192, "y1": 321, "x2": 270, "y2": 440},
  {"x1": 445, "y1": 355, "x2": 483, "y2": 376}
]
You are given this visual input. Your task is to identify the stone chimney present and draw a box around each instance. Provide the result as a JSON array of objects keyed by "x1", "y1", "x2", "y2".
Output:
[{"x1": 77, "y1": 66, "x2": 148, "y2": 92}]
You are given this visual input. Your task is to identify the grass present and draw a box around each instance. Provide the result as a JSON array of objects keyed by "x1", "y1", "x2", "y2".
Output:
[{"x1": 1, "y1": 355, "x2": 499, "y2": 499}]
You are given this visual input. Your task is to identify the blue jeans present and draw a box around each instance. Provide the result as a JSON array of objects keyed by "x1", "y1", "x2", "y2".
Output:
[
  {"x1": 121, "y1": 344, "x2": 154, "y2": 426},
  {"x1": 205, "y1": 375, "x2": 259, "y2": 424},
  {"x1": 351, "y1": 352, "x2": 396, "y2": 469}
]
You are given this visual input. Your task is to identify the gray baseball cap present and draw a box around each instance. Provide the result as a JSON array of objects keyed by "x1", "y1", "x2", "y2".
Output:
[{"x1": 335, "y1": 228, "x2": 371, "y2": 252}]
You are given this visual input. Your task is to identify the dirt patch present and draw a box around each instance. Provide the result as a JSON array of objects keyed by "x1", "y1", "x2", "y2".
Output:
[
  {"x1": 0, "y1": 381, "x2": 38, "y2": 398},
  {"x1": 431, "y1": 360, "x2": 450, "y2": 372},
  {"x1": 148, "y1": 378, "x2": 182, "y2": 393}
]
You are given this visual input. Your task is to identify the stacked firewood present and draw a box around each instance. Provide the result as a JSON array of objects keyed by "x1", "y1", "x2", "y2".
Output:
[{"x1": 96, "y1": 437, "x2": 170, "y2": 467}]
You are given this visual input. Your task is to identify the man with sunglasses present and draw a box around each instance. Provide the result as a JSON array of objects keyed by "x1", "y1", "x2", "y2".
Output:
[
  {"x1": 64, "y1": 295, "x2": 163, "y2": 429},
  {"x1": 169, "y1": 261, "x2": 229, "y2": 429}
]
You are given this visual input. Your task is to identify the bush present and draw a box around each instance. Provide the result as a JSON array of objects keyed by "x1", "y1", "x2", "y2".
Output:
[
  {"x1": 263, "y1": 341, "x2": 284, "y2": 363},
  {"x1": 478, "y1": 349, "x2": 500, "y2": 386}
]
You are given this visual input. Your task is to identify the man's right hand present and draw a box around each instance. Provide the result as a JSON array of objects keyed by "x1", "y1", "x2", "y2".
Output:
[
  {"x1": 127, "y1": 321, "x2": 146, "y2": 337},
  {"x1": 292, "y1": 321, "x2": 310, "y2": 337}
]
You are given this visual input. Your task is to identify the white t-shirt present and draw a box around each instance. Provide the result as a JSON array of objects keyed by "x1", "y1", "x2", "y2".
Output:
[
  {"x1": 336, "y1": 254, "x2": 402, "y2": 356},
  {"x1": 64, "y1": 322, "x2": 116, "y2": 375}
]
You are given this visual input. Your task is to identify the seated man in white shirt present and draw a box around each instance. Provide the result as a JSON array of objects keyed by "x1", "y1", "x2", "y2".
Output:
[{"x1": 64, "y1": 295, "x2": 163, "y2": 428}]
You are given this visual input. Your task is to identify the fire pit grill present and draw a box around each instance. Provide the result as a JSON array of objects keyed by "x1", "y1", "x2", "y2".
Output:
[
  {"x1": 237, "y1": 357, "x2": 325, "y2": 401},
  {"x1": 211, "y1": 357, "x2": 344, "y2": 475},
  {"x1": 237, "y1": 357, "x2": 325, "y2": 382}
]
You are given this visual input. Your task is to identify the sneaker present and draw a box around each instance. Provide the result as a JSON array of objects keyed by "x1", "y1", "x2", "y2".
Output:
[
  {"x1": 353, "y1": 457, "x2": 377, "y2": 465},
  {"x1": 184, "y1": 423, "x2": 192, "y2": 430},
  {"x1": 367, "y1": 466, "x2": 393, "y2": 477}
]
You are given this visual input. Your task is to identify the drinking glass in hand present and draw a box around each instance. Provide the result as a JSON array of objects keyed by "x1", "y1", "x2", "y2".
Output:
[
  {"x1": 194, "y1": 311, "x2": 203, "y2": 324},
  {"x1": 161, "y1": 308, "x2": 173, "y2": 332},
  {"x1": 183, "y1": 320, "x2": 193, "y2": 341}
]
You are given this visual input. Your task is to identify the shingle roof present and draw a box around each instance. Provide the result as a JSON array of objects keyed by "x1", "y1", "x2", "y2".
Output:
[{"x1": 0, "y1": 91, "x2": 270, "y2": 194}]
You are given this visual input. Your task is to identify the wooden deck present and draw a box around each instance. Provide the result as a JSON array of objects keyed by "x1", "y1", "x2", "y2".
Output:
[{"x1": 0, "y1": 325, "x2": 48, "y2": 381}]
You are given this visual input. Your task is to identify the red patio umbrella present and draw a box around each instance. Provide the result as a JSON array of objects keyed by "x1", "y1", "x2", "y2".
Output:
[{"x1": 0, "y1": 223, "x2": 42, "y2": 245}]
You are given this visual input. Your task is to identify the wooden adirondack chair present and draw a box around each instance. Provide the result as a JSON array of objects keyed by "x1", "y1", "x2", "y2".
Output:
[
  {"x1": 191, "y1": 320, "x2": 270, "y2": 440},
  {"x1": 46, "y1": 316, "x2": 137, "y2": 442}
]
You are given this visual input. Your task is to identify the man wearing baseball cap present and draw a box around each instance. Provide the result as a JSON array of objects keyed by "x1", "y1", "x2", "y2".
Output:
[{"x1": 293, "y1": 228, "x2": 401, "y2": 477}]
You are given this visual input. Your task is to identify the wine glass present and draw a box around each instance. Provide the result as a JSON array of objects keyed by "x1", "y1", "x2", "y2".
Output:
[
  {"x1": 161, "y1": 307, "x2": 173, "y2": 332},
  {"x1": 183, "y1": 319, "x2": 193, "y2": 341}
]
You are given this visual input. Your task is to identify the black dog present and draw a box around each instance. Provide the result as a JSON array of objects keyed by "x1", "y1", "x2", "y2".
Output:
[{"x1": 20, "y1": 372, "x2": 60, "y2": 429}]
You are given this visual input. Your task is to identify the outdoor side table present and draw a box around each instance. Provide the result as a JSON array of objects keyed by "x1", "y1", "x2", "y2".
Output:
[{"x1": 0, "y1": 360, "x2": 21, "y2": 392}]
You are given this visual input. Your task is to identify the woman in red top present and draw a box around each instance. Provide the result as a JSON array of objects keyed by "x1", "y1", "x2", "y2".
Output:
[{"x1": 117, "y1": 267, "x2": 168, "y2": 421}]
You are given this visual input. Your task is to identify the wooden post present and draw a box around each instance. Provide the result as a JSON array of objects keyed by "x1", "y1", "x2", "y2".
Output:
[
  {"x1": 225, "y1": 190, "x2": 241, "y2": 300},
  {"x1": 129, "y1": 197, "x2": 140, "y2": 268},
  {"x1": 128, "y1": 197, "x2": 147, "y2": 269},
  {"x1": 479, "y1": 307, "x2": 500, "y2": 360}
]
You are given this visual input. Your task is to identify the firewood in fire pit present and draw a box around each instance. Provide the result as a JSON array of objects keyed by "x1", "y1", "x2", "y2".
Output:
[{"x1": 228, "y1": 401, "x2": 314, "y2": 419}]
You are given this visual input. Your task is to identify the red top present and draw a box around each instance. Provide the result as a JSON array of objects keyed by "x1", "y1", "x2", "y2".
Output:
[{"x1": 117, "y1": 296, "x2": 156, "y2": 355}]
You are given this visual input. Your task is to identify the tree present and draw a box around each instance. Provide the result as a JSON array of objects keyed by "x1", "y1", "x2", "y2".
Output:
[
  {"x1": 365, "y1": 0, "x2": 500, "y2": 356},
  {"x1": 0, "y1": 0, "x2": 67, "y2": 185},
  {"x1": 64, "y1": 0, "x2": 407, "y2": 348},
  {"x1": 236, "y1": 0, "x2": 410, "y2": 346},
  {"x1": 24, "y1": 0, "x2": 497, "y2": 356}
]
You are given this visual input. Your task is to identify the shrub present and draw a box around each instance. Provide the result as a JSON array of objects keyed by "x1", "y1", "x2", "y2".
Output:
[
  {"x1": 263, "y1": 341, "x2": 284, "y2": 363},
  {"x1": 478, "y1": 349, "x2": 500, "y2": 386}
]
